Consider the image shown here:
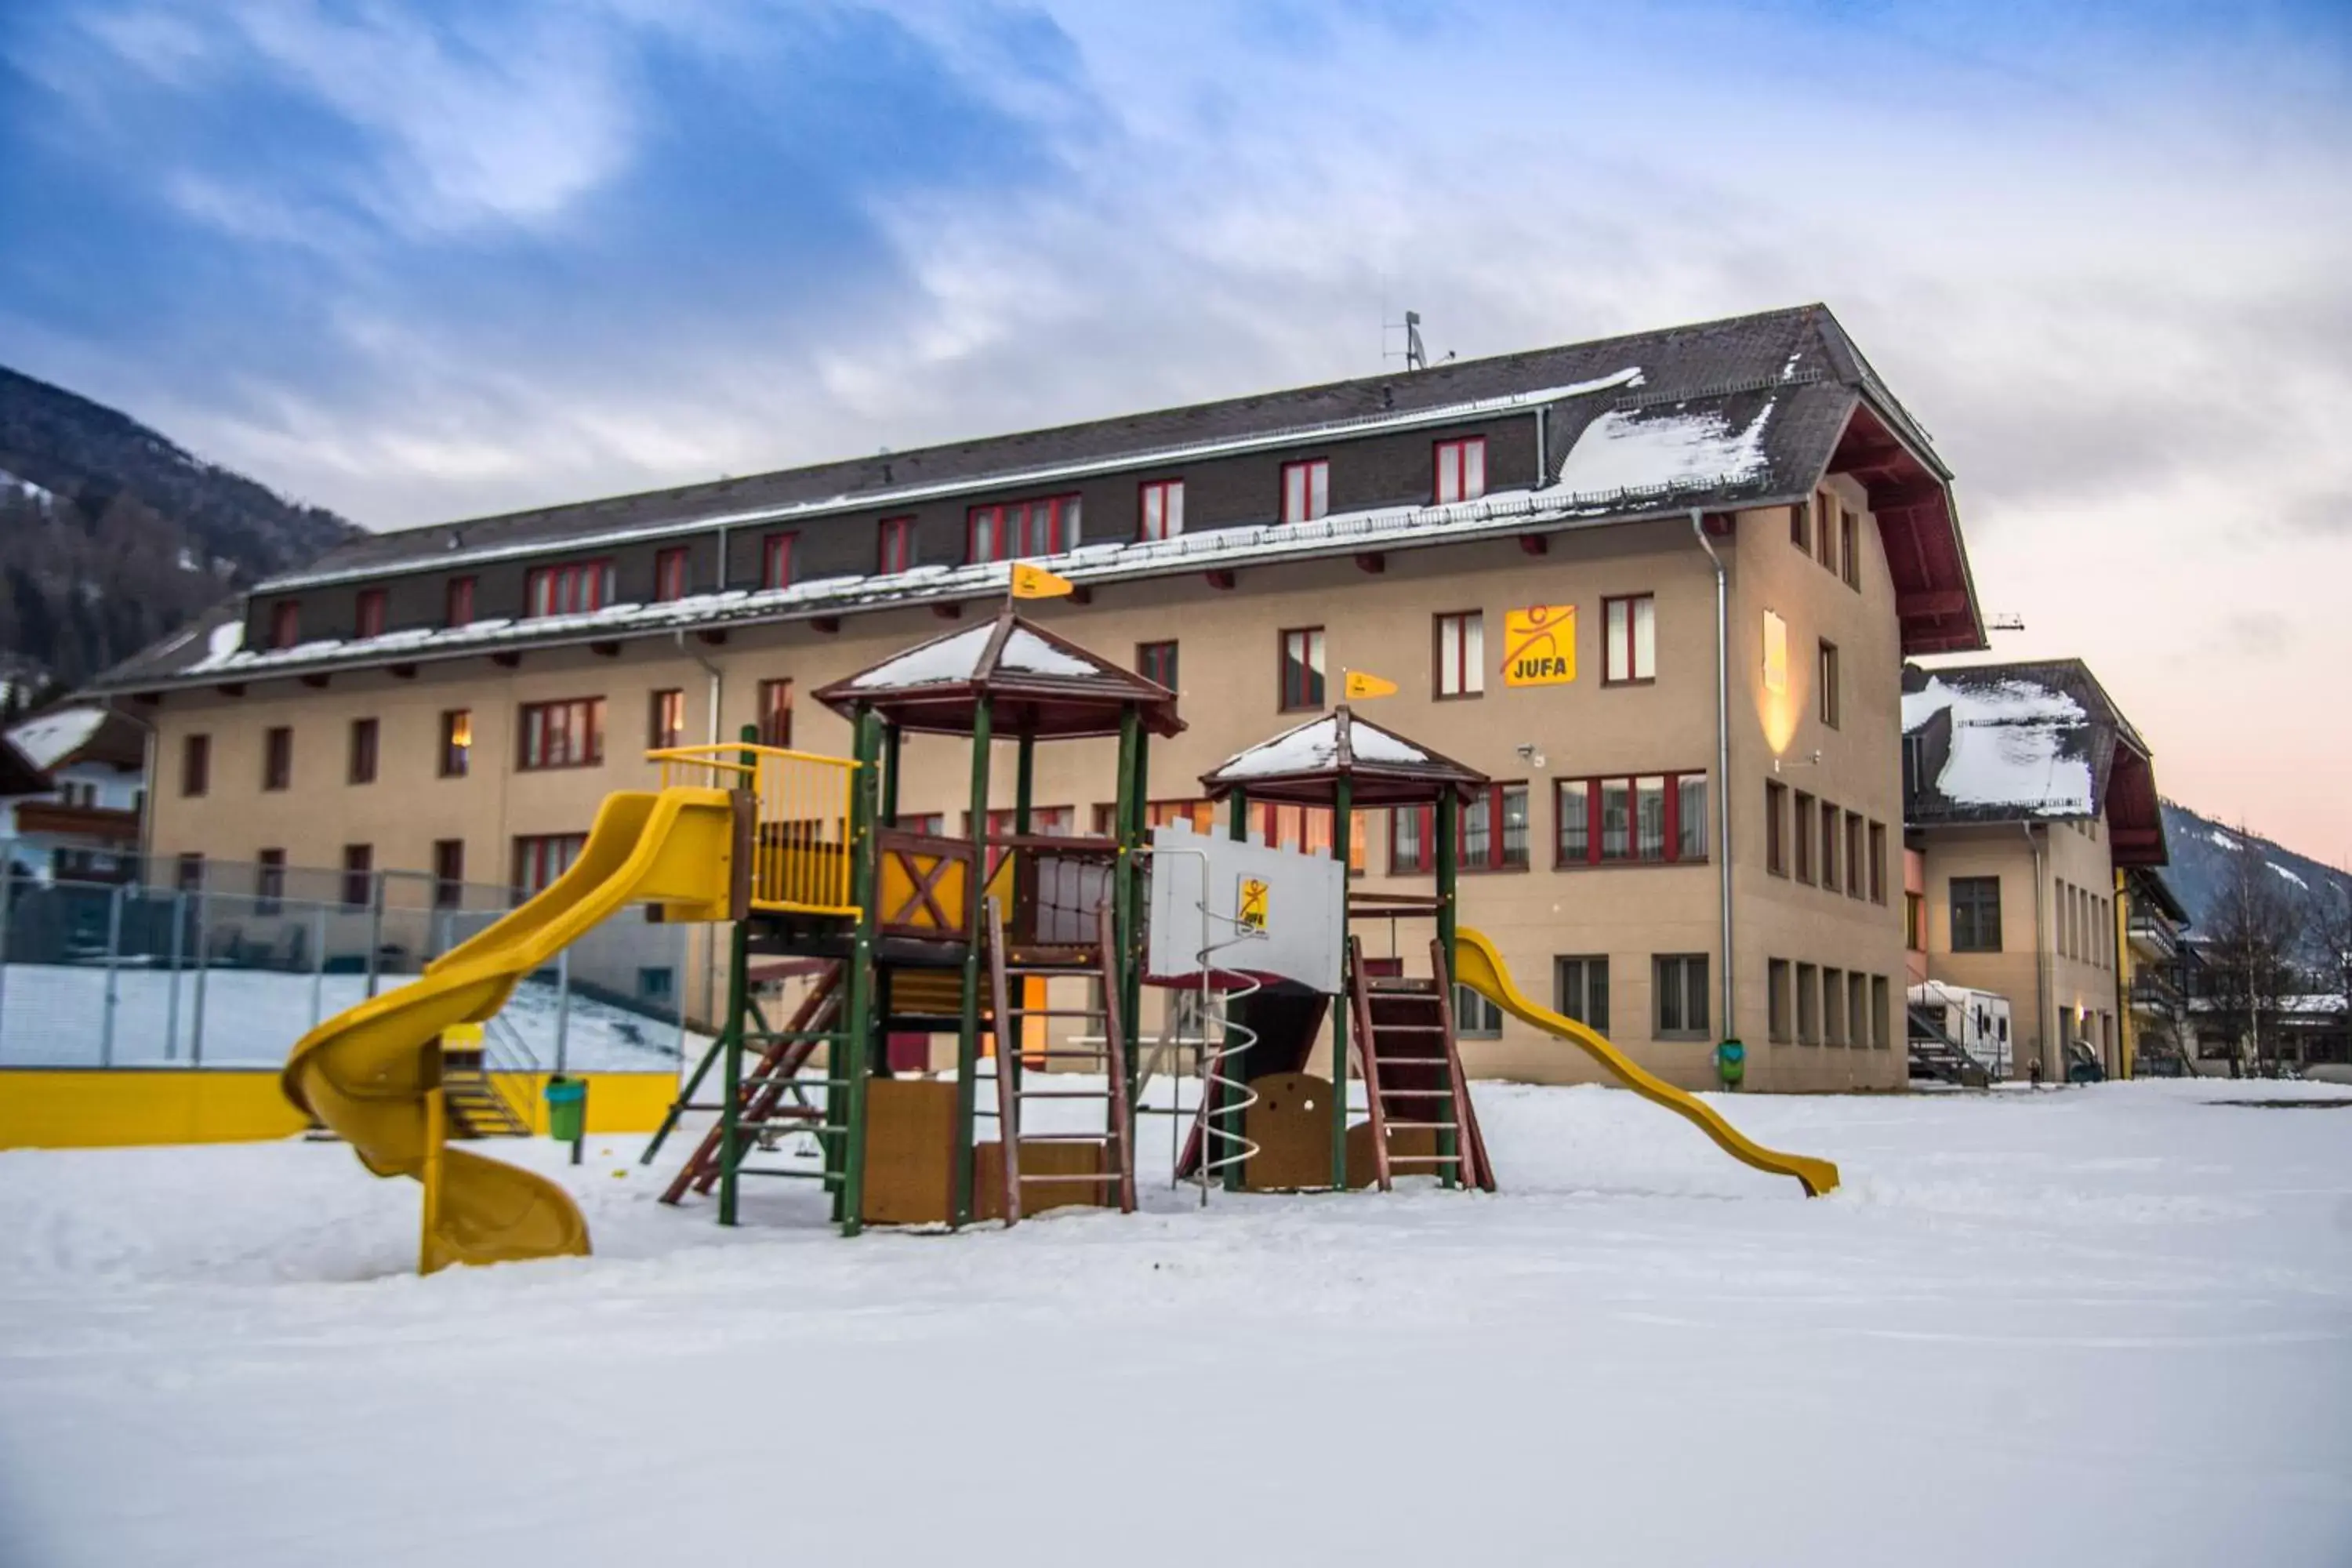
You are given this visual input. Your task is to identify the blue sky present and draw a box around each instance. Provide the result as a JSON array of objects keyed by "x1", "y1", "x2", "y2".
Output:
[{"x1": 2, "y1": 0, "x2": 2348, "y2": 848}]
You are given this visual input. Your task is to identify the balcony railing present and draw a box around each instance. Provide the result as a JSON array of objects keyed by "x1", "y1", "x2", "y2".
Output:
[
  {"x1": 2127, "y1": 914, "x2": 2181, "y2": 961},
  {"x1": 2129, "y1": 972, "x2": 2182, "y2": 1012}
]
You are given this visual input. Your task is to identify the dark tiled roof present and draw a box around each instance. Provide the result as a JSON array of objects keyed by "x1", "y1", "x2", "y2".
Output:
[
  {"x1": 1902, "y1": 659, "x2": 2166, "y2": 865},
  {"x1": 267, "y1": 303, "x2": 1882, "y2": 584},
  {"x1": 87, "y1": 303, "x2": 1980, "y2": 691}
]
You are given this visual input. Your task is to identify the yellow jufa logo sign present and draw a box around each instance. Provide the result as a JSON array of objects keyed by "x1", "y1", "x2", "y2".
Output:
[
  {"x1": 1503, "y1": 604, "x2": 1576, "y2": 687},
  {"x1": 1343, "y1": 670, "x2": 1399, "y2": 700},
  {"x1": 1236, "y1": 877, "x2": 1269, "y2": 931}
]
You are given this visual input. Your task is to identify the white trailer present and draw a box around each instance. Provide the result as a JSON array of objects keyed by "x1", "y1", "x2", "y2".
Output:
[{"x1": 1908, "y1": 981, "x2": 2014, "y2": 1080}]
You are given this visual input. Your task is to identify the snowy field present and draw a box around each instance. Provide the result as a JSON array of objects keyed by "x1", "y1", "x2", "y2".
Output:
[
  {"x1": 0, "y1": 963, "x2": 700, "y2": 1071},
  {"x1": 2, "y1": 1078, "x2": 2349, "y2": 1567}
]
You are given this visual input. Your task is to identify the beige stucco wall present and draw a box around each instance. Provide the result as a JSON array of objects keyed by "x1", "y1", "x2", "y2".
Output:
[
  {"x1": 1915, "y1": 811, "x2": 2122, "y2": 1080},
  {"x1": 142, "y1": 506, "x2": 1911, "y2": 1092}
]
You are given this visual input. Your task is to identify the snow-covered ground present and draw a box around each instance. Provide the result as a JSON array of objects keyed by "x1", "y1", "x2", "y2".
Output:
[
  {"x1": 2, "y1": 1078, "x2": 2348, "y2": 1567},
  {"x1": 0, "y1": 963, "x2": 700, "y2": 1071}
]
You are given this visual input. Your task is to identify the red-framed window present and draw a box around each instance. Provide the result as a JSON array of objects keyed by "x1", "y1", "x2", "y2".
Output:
[
  {"x1": 256, "y1": 848, "x2": 286, "y2": 915},
  {"x1": 525, "y1": 559, "x2": 615, "y2": 618},
  {"x1": 966, "y1": 806, "x2": 1076, "y2": 873},
  {"x1": 1554, "y1": 772, "x2": 1708, "y2": 866},
  {"x1": 269, "y1": 601, "x2": 300, "y2": 650},
  {"x1": 445, "y1": 576, "x2": 476, "y2": 628},
  {"x1": 1435, "y1": 611, "x2": 1483, "y2": 699},
  {"x1": 438, "y1": 710, "x2": 471, "y2": 779},
  {"x1": 877, "y1": 516, "x2": 916, "y2": 575},
  {"x1": 1392, "y1": 786, "x2": 1527, "y2": 873},
  {"x1": 761, "y1": 532, "x2": 797, "y2": 590},
  {"x1": 347, "y1": 717, "x2": 379, "y2": 785},
  {"x1": 648, "y1": 688, "x2": 685, "y2": 750},
  {"x1": 340, "y1": 844, "x2": 373, "y2": 909},
  {"x1": 1137, "y1": 640, "x2": 1178, "y2": 690},
  {"x1": 1601, "y1": 593, "x2": 1656, "y2": 684},
  {"x1": 1280, "y1": 459, "x2": 1330, "y2": 524},
  {"x1": 1140, "y1": 479, "x2": 1185, "y2": 541},
  {"x1": 432, "y1": 840, "x2": 465, "y2": 910},
  {"x1": 1232, "y1": 801, "x2": 1367, "y2": 871},
  {"x1": 180, "y1": 733, "x2": 209, "y2": 797},
  {"x1": 1434, "y1": 437, "x2": 1486, "y2": 504},
  {"x1": 514, "y1": 833, "x2": 588, "y2": 898},
  {"x1": 263, "y1": 725, "x2": 292, "y2": 791},
  {"x1": 1790, "y1": 501, "x2": 1810, "y2": 553},
  {"x1": 517, "y1": 698, "x2": 604, "y2": 771},
  {"x1": 1093, "y1": 800, "x2": 1222, "y2": 837},
  {"x1": 175, "y1": 852, "x2": 204, "y2": 892},
  {"x1": 757, "y1": 679, "x2": 792, "y2": 748},
  {"x1": 655, "y1": 547, "x2": 689, "y2": 602},
  {"x1": 967, "y1": 495, "x2": 1080, "y2": 562},
  {"x1": 355, "y1": 589, "x2": 387, "y2": 639},
  {"x1": 1279, "y1": 626, "x2": 1324, "y2": 711}
]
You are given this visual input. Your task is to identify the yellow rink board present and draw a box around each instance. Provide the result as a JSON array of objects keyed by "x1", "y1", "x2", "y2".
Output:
[{"x1": 0, "y1": 1069, "x2": 681, "y2": 1150}]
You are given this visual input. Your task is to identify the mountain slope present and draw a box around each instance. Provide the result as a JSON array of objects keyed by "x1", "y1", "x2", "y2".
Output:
[
  {"x1": 0, "y1": 366, "x2": 358, "y2": 702},
  {"x1": 2158, "y1": 799, "x2": 2350, "y2": 931}
]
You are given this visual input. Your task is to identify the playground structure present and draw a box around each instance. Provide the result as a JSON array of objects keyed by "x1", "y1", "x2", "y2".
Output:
[{"x1": 282, "y1": 601, "x2": 1839, "y2": 1274}]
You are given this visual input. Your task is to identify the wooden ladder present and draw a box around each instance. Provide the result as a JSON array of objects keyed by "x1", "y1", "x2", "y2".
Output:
[
  {"x1": 660, "y1": 963, "x2": 845, "y2": 1203},
  {"x1": 984, "y1": 898, "x2": 1138, "y2": 1224},
  {"x1": 1345, "y1": 935, "x2": 1495, "y2": 1192}
]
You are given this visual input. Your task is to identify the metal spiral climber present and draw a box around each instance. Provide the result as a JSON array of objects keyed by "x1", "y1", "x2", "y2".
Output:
[{"x1": 1184, "y1": 913, "x2": 1266, "y2": 1200}]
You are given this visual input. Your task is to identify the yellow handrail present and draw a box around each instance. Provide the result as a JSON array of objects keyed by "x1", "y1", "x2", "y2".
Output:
[{"x1": 647, "y1": 742, "x2": 861, "y2": 916}]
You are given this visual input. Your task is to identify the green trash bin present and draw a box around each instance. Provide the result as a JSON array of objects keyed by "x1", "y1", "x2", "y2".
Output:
[
  {"x1": 1715, "y1": 1037, "x2": 1746, "y2": 1091},
  {"x1": 545, "y1": 1076, "x2": 588, "y2": 1144}
]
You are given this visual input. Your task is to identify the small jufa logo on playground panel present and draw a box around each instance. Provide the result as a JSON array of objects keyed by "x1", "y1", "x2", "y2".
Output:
[
  {"x1": 1236, "y1": 877, "x2": 1269, "y2": 931},
  {"x1": 1503, "y1": 604, "x2": 1575, "y2": 686}
]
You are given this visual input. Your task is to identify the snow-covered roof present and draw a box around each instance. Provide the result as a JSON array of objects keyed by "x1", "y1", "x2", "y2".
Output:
[
  {"x1": 1903, "y1": 673, "x2": 2093, "y2": 817},
  {"x1": 1900, "y1": 661, "x2": 2164, "y2": 862},
  {"x1": 1552, "y1": 401, "x2": 1773, "y2": 496},
  {"x1": 817, "y1": 608, "x2": 1182, "y2": 739},
  {"x1": 1202, "y1": 706, "x2": 1484, "y2": 807},
  {"x1": 7, "y1": 706, "x2": 108, "y2": 771}
]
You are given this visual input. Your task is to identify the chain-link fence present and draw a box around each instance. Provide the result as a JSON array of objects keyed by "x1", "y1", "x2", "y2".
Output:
[{"x1": 0, "y1": 843, "x2": 702, "y2": 1073}]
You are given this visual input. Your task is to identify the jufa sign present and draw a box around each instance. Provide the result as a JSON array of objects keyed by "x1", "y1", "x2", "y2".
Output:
[{"x1": 1503, "y1": 604, "x2": 1576, "y2": 687}]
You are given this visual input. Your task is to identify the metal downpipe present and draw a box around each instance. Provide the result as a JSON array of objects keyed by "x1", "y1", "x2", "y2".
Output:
[{"x1": 1690, "y1": 510, "x2": 1735, "y2": 1058}]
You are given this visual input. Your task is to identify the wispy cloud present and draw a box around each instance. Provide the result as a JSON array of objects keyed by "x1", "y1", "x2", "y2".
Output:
[{"x1": 2, "y1": 0, "x2": 2349, "y2": 848}]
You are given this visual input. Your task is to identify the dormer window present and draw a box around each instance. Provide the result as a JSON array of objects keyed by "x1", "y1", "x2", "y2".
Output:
[
  {"x1": 878, "y1": 517, "x2": 916, "y2": 574},
  {"x1": 968, "y1": 495, "x2": 1080, "y2": 562},
  {"x1": 270, "y1": 601, "x2": 300, "y2": 649},
  {"x1": 1434, "y1": 437, "x2": 1486, "y2": 504},
  {"x1": 655, "y1": 547, "x2": 689, "y2": 602},
  {"x1": 1280, "y1": 459, "x2": 1329, "y2": 524},
  {"x1": 355, "y1": 588, "x2": 387, "y2": 639},
  {"x1": 1140, "y1": 479, "x2": 1184, "y2": 541},
  {"x1": 524, "y1": 560, "x2": 615, "y2": 618},
  {"x1": 762, "y1": 532, "x2": 797, "y2": 590},
  {"x1": 446, "y1": 576, "x2": 476, "y2": 628}
]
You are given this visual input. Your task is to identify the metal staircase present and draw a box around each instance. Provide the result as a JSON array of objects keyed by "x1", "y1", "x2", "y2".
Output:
[
  {"x1": 441, "y1": 1019, "x2": 536, "y2": 1138},
  {"x1": 980, "y1": 898, "x2": 1137, "y2": 1223},
  {"x1": 1907, "y1": 1003, "x2": 1991, "y2": 1088},
  {"x1": 1345, "y1": 935, "x2": 1494, "y2": 1192}
]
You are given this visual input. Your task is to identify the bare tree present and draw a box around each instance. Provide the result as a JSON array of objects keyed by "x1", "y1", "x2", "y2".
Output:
[{"x1": 2201, "y1": 830, "x2": 2307, "y2": 1077}]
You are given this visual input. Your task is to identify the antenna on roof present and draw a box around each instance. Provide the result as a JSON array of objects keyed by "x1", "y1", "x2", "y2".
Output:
[
  {"x1": 1384, "y1": 309, "x2": 1430, "y2": 372},
  {"x1": 1986, "y1": 612, "x2": 2026, "y2": 633}
]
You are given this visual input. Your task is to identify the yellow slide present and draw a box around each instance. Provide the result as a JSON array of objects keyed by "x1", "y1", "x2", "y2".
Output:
[
  {"x1": 1452, "y1": 927, "x2": 1839, "y2": 1196},
  {"x1": 284, "y1": 786, "x2": 746, "y2": 1272}
]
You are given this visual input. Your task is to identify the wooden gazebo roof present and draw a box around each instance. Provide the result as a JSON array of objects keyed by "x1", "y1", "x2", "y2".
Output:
[
  {"x1": 815, "y1": 604, "x2": 1184, "y2": 740},
  {"x1": 1200, "y1": 706, "x2": 1486, "y2": 808}
]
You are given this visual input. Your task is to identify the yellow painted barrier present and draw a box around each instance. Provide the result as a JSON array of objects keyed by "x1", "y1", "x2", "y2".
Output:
[
  {"x1": 1452, "y1": 927, "x2": 1841, "y2": 1196},
  {"x1": 0, "y1": 1069, "x2": 684, "y2": 1150}
]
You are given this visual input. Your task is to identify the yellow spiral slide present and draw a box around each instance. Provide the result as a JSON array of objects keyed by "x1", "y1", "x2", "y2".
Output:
[
  {"x1": 284, "y1": 786, "x2": 746, "y2": 1272},
  {"x1": 1452, "y1": 927, "x2": 1839, "y2": 1196}
]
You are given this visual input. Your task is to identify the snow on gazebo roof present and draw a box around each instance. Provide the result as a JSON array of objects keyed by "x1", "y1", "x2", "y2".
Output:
[
  {"x1": 1200, "y1": 706, "x2": 1486, "y2": 808},
  {"x1": 814, "y1": 604, "x2": 1183, "y2": 740}
]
